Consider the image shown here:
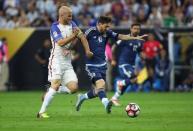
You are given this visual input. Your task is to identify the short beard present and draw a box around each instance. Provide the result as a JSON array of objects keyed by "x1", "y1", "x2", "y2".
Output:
[{"x1": 131, "y1": 33, "x2": 138, "y2": 37}]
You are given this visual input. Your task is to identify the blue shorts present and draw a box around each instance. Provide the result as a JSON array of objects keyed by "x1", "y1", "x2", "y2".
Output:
[
  {"x1": 118, "y1": 64, "x2": 135, "y2": 79},
  {"x1": 85, "y1": 65, "x2": 107, "y2": 84}
]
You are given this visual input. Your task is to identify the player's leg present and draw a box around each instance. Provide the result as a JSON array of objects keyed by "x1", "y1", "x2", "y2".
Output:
[
  {"x1": 94, "y1": 78, "x2": 113, "y2": 114},
  {"x1": 112, "y1": 65, "x2": 136, "y2": 106},
  {"x1": 37, "y1": 63, "x2": 62, "y2": 118},
  {"x1": 76, "y1": 66, "x2": 112, "y2": 113},
  {"x1": 38, "y1": 79, "x2": 61, "y2": 118},
  {"x1": 76, "y1": 66, "x2": 99, "y2": 111},
  {"x1": 76, "y1": 86, "x2": 97, "y2": 111},
  {"x1": 58, "y1": 68, "x2": 78, "y2": 94}
]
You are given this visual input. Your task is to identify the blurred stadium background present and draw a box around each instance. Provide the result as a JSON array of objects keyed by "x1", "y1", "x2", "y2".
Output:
[
  {"x1": 0, "y1": 0, "x2": 193, "y2": 131},
  {"x1": 0, "y1": 0, "x2": 192, "y2": 91}
]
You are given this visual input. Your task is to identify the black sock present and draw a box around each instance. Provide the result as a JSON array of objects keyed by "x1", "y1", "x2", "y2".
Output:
[
  {"x1": 98, "y1": 90, "x2": 107, "y2": 100},
  {"x1": 87, "y1": 89, "x2": 97, "y2": 99}
]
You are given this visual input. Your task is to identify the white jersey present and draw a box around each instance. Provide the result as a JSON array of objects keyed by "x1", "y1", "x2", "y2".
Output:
[
  {"x1": 49, "y1": 21, "x2": 77, "y2": 64},
  {"x1": 48, "y1": 21, "x2": 78, "y2": 83}
]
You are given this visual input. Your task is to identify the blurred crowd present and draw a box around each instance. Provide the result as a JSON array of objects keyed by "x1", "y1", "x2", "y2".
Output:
[{"x1": 0, "y1": 0, "x2": 193, "y2": 28}]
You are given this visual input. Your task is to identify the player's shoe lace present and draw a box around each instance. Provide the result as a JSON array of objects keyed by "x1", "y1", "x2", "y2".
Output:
[{"x1": 76, "y1": 94, "x2": 86, "y2": 111}]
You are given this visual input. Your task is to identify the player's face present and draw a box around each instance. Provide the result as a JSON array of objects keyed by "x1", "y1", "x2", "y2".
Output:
[
  {"x1": 61, "y1": 10, "x2": 72, "y2": 23},
  {"x1": 130, "y1": 25, "x2": 140, "y2": 36},
  {"x1": 100, "y1": 23, "x2": 111, "y2": 33}
]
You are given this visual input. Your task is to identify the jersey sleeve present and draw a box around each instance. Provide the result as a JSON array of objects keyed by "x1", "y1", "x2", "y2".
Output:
[
  {"x1": 50, "y1": 24, "x2": 63, "y2": 43},
  {"x1": 85, "y1": 28, "x2": 92, "y2": 40},
  {"x1": 106, "y1": 30, "x2": 119, "y2": 41},
  {"x1": 71, "y1": 21, "x2": 78, "y2": 28}
]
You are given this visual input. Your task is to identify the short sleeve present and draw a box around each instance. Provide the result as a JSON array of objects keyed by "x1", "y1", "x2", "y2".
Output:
[
  {"x1": 71, "y1": 21, "x2": 78, "y2": 29},
  {"x1": 50, "y1": 24, "x2": 63, "y2": 43},
  {"x1": 106, "y1": 30, "x2": 118, "y2": 41},
  {"x1": 85, "y1": 28, "x2": 93, "y2": 40}
]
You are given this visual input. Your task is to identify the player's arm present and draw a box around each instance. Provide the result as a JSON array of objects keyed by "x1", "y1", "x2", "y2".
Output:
[
  {"x1": 111, "y1": 40, "x2": 122, "y2": 66},
  {"x1": 35, "y1": 54, "x2": 46, "y2": 65},
  {"x1": 118, "y1": 34, "x2": 148, "y2": 41},
  {"x1": 50, "y1": 24, "x2": 79, "y2": 47},
  {"x1": 57, "y1": 31, "x2": 78, "y2": 47},
  {"x1": 111, "y1": 44, "x2": 117, "y2": 66},
  {"x1": 34, "y1": 48, "x2": 46, "y2": 64},
  {"x1": 75, "y1": 28, "x2": 93, "y2": 58}
]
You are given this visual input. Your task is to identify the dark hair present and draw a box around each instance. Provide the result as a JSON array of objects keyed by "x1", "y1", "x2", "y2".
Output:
[
  {"x1": 131, "y1": 23, "x2": 141, "y2": 28},
  {"x1": 98, "y1": 16, "x2": 112, "y2": 24}
]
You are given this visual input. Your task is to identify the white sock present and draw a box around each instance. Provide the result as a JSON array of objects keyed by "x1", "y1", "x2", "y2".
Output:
[
  {"x1": 84, "y1": 93, "x2": 89, "y2": 99},
  {"x1": 101, "y1": 98, "x2": 109, "y2": 108},
  {"x1": 39, "y1": 88, "x2": 56, "y2": 113},
  {"x1": 57, "y1": 85, "x2": 71, "y2": 94},
  {"x1": 112, "y1": 92, "x2": 120, "y2": 100}
]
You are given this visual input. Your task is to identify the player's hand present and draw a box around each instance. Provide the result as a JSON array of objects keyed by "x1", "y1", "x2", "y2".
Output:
[
  {"x1": 73, "y1": 28, "x2": 83, "y2": 38},
  {"x1": 73, "y1": 28, "x2": 80, "y2": 36},
  {"x1": 86, "y1": 51, "x2": 93, "y2": 58},
  {"x1": 111, "y1": 60, "x2": 117, "y2": 66},
  {"x1": 136, "y1": 34, "x2": 148, "y2": 41}
]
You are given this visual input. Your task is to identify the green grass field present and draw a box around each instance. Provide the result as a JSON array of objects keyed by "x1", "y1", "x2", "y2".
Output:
[{"x1": 0, "y1": 91, "x2": 193, "y2": 131}]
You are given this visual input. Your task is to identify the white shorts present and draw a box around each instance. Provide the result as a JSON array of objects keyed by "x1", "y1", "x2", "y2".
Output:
[{"x1": 48, "y1": 61, "x2": 78, "y2": 86}]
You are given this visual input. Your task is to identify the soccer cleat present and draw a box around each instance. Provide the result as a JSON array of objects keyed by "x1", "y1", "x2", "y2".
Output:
[
  {"x1": 76, "y1": 94, "x2": 86, "y2": 111},
  {"x1": 111, "y1": 98, "x2": 121, "y2": 106},
  {"x1": 106, "y1": 100, "x2": 113, "y2": 114},
  {"x1": 37, "y1": 112, "x2": 50, "y2": 118}
]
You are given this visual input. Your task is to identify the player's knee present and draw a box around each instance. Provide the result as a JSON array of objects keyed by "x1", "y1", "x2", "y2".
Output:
[
  {"x1": 95, "y1": 79, "x2": 106, "y2": 93},
  {"x1": 95, "y1": 79, "x2": 105, "y2": 88},
  {"x1": 51, "y1": 79, "x2": 61, "y2": 90},
  {"x1": 66, "y1": 82, "x2": 78, "y2": 93}
]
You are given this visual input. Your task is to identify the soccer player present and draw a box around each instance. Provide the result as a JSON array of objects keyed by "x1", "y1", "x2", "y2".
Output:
[
  {"x1": 75, "y1": 16, "x2": 147, "y2": 113},
  {"x1": 111, "y1": 23, "x2": 144, "y2": 106},
  {"x1": 37, "y1": 6, "x2": 93, "y2": 118}
]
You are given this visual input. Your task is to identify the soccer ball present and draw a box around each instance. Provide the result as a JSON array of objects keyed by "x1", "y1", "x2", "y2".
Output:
[{"x1": 125, "y1": 103, "x2": 140, "y2": 118}]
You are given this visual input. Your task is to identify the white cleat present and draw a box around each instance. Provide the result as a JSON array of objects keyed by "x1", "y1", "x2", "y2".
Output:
[{"x1": 76, "y1": 94, "x2": 86, "y2": 111}]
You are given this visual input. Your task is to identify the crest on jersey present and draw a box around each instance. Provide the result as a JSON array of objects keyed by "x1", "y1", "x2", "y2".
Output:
[
  {"x1": 98, "y1": 37, "x2": 102, "y2": 42},
  {"x1": 53, "y1": 31, "x2": 58, "y2": 37}
]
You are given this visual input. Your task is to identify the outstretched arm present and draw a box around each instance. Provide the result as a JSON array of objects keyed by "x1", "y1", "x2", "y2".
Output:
[{"x1": 118, "y1": 34, "x2": 148, "y2": 41}]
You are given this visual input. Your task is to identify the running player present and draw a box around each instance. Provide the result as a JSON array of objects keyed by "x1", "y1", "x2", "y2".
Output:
[
  {"x1": 111, "y1": 23, "x2": 144, "y2": 106},
  {"x1": 37, "y1": 6, "x2": 93, "y2": 118},
  {"x1": 75, "y1": 16, "x2": 147, "y2": 113}
]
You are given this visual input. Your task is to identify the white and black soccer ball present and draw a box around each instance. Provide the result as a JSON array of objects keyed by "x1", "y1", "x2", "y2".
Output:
[{"x1": 125, "y1": 103, "x2": 140, "y2": 118}]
